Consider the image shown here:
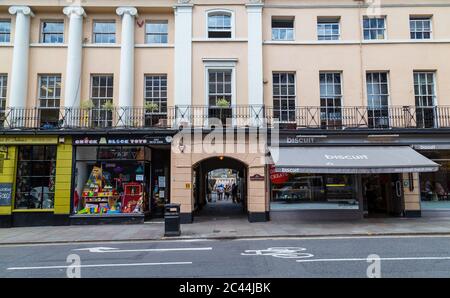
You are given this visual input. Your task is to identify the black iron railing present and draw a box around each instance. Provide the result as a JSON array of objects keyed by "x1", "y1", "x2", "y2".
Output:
[{"x1": 0, "y1": 105, "x2": 449, "y2": 130}]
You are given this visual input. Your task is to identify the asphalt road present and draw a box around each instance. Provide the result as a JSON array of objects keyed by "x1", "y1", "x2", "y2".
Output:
[{"x1": 1, "y1": 235, "x2": 450, "y2": 278}]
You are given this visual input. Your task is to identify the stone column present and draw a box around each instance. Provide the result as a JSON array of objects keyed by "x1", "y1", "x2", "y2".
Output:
[
  {"x1": 116, "y1": 7, "x2": 137, "y2": 126},
  {"x1": 246, "y1": 2, "x2": 264, "y2": 126},
  {"x1": 63, "y1": 6, "x2": 85, "y2": 126},
  {"x1": 8, "y1": 6, "x2": 33, "y2": 126},
  {"x1": 174, "y1": 2, "x2": 193, "y2": 127}
]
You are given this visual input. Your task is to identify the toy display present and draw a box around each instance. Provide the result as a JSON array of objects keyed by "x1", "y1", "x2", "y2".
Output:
[{"x1": 77, "y1": 165, "x2": 145, "y2": 215}]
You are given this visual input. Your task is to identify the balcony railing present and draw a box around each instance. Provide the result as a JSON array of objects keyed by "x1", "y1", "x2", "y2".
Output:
[{"x1": 1, "y1": 105, "x2": 450, "y2": 130}]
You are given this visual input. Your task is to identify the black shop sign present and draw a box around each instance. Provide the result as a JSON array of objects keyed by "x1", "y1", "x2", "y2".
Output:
[{"x1": 0, "y1": 183, "x2": 12, "y2": 206}]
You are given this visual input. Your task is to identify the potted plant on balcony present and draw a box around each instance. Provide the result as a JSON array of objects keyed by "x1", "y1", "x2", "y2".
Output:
[
  {"x1": 102, "y1": 100, "x2": 115, "y2": 111},
  {"x1": 144, "y1": 102, "x2": 159, "y2": 113},
  {"x1": 216, "y1": 97, "x2": 231, "y2": 108},
  {"x1": 80, "y1": 100, "x2": 94, "y2": 127}
]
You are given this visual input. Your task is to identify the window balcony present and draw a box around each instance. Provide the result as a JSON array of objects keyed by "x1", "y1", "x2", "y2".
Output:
[{"x1": 0, "y1": 105, "x2": 448, "y2": 131}]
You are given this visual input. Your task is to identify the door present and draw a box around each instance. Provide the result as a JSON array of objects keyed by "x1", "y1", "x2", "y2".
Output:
[{"x1": 389, "y1": 173, "x2": 404, "y2": 216}]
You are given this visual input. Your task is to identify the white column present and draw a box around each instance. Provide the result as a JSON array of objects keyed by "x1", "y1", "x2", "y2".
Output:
[
  {"x1": 63, "y1": 6, "x2": 85, "y2": 110},
  {"x1": 174, "y1": 2, "x2": 193, "y2": 126},
  {"x1": 246, "y1": 3, "x2": 264, "y2": 126},
  {"x1": 116, "y1": 6, "x2": 137, "y2": 127},
  {"x1": 8, "y1": 6, "x2": 34, "y2": 109}
]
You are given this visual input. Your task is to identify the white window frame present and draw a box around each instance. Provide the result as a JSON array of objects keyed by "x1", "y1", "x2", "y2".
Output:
[
  {"x1": 0, "y1": 74, "x2": 7, "y2": 111},
  {"x1": 272, "y1": 72, "x2": 297, "y2": 123},
  {"x1": 0, "y1": 19, "x2": 11, "y2": 43},
  {"x1": 40, "y1": 20, "x2": 65, "y2": 44},
  {"x1": 366, "y1": 71, "x2": 390, "y2": 127},
  {"x1": 145, "y1": 20, "x2": 169, "y2": 44},
  {"x1": 413, "y1": 71, "x2": 437, "y2": 107},
  {"x1": 144, "y1": 74, "x2": 168, "y2": 114},
  {"x1": 205, "y1": 9, "x2": 235, "y2": 40},
  {"x1": 319, "y1": 71, "x2": 344, "y2": 127},
  {"x1": 362, "y1": 16, "x2": 387, "y2": 40},
  {"x1": 271, "y1": 17, "x2": 295, "y2": 41},
  {"x1": 38, "y1": 74, "x2": 62, "y2": 108},
  {"x1": 317, "y1": 18, "x2": 341, "y2": 41},
  {"x1": 203, "y1": 60, "x2": 237, "y2": 126},
  {"x1": 409, "y1": 16, "x2": 433, "y2": 40},
  {"x1": 92, "y1": 20, "x2": 116, "y2": 44}
]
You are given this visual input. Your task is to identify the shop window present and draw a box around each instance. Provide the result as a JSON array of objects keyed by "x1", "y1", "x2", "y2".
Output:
[
  {"x1": 420, "y1": 151, "x2": 450, "y2": 210},
  {"x1": 73, "y1": 146, "x2": 149, "y2": 216},
  {"x1": 0, "y1": 74, "x2": 6, "y2": 127},
  {"x1": 144, "y1": 74, "x2": 168, "y2": 127},
  {"x1": 38, "y1": 74, "x2": 61, "y2": 128},
  {"x1": 14, "y1": 145, "x2": 57, "y2": 209},
  {"x1": 269, "y1": 166, "x2": 359, "y2": 211}
]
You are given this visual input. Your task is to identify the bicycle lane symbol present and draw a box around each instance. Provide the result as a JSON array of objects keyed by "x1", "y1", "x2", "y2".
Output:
[{"x1": 241, "y1": 247, "x2": 314, "y2": 259}]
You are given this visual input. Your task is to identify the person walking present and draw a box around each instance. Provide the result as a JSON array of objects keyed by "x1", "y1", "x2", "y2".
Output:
[
  {"x1": 232, "y1": 183, "x2": 238, "y2": 204},
  {"x1": 217, "y1": 184, "x2": 224, "y2": 201}
]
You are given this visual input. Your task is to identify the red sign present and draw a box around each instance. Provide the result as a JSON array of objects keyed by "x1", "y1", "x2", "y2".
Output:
[{"x1": 269, "y1": 165, "x2": 289, "y2": 184}]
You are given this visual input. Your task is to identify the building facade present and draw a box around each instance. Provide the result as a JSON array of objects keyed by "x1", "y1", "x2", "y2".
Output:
[{"x1": 1, "y1": 0, "x2": 450, "y2": 227}]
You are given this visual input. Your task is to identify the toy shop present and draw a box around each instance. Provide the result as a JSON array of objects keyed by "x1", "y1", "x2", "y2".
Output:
[{"x1": 70, "y1": 136, "x2": 171, "y2": 223}]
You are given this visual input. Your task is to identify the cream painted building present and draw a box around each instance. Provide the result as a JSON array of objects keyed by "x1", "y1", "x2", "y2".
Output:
[{"x1": 0, "y1": 0, "x2": 450, "y2": 227}]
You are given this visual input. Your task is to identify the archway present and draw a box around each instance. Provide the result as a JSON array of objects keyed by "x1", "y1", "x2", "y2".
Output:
[{"x1": 192, "y1": 156, "x2": 248, "y2": 219}]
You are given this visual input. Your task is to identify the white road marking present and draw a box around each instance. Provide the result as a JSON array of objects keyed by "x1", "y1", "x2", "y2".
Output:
[
  {"x1": 74, "y1": 247, "x2": 213, "y2": 253},
  {"x1": 7, "y1": 261, "x2": 192, "y2": 270},
  {"x1": 297, "y1": 256, "x2": 450, "y2": 263}
]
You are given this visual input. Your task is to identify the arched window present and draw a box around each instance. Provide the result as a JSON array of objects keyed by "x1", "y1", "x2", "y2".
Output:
[{"x1": 207, "y1": 11, "x2": 232, "y2": 38}]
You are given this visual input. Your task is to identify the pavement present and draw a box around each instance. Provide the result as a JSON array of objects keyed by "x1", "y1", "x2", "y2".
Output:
[{"x1": 2, "y1": 200, "x2": 450, "y2": 244}]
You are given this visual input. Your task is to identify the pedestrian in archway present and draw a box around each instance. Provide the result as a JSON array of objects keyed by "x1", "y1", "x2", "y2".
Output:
[
  {"x1": 232, "y1": 183, "x2": 238, "y2": 204},
  {"x1": 217, "y1": 184, "x2": 224, "y2": 201}
]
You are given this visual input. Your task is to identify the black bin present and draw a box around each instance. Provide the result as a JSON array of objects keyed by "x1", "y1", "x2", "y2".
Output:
[{"x1": 164, "y1": 204, "x2": 181, "y2": 236}]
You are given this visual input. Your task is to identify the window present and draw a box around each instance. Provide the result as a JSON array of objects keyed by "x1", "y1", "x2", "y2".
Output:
[
  {"x1": 14, "y1": 145, "x2": 57, "y2": 209},
  {"x1": 272, "y1": 72, "x2": 296, "y2": 123},
  {"x1": 363, "y1": 17, "x2": 386, "y2": 40},
  {"x1": 208, "y1": 69, "x2": 232, "y2": 124},
  {"x1": 0, "y1": 20, "x2": 11, "y2": 43},
  {"x1": 317, "y1": 18, "x2": 340, "y2": 40},
  {"x1": 414, "y1": 71, "x2": 436, "y2": 128},
  {"x1": 419, "y1": 151, "x2": 450, "y2": 210},
  {"x1": 93, "y1": 21, "x2": 116, "y2": 43},
  {"x1": 91, "y1": 75, "x2": 114, "y2": 127},
  {"x1": 0, "y1": 75, "x2": 6, "y2": 126},
  {"x1": 145, "y1": 21, "x2": 168, "y2": 44},
  {"x1": 38, "y1": 75, "x2": 61, "y2": 127},
  {"x1": 272, "y1": 17, "x2": 294, "y2": 41},
  {"x1": 41, "y1": 21, "x2": 64, "y2": 43},
  {"x1": 320, "y1": 72, "x2": 342, "y2": 128},
  {"x1": 366, "y1": 72, "x2": 389, "y2": 128},
  {"x1": 144, "y1": 74, "x2": 167, "y2": 126},
  {"x1": 410, "y1": 17, "x2": 432, "y2": 40},
  {"x1": 208, "y1": 12, "x2": 232, "y2": 38}
]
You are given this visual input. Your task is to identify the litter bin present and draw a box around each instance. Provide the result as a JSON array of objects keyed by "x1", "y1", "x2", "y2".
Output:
[{"x1": 164, "y1": 203, "x2": 181, "y2": 236}]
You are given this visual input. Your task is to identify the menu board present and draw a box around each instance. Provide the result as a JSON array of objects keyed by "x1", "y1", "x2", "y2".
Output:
[{"x1": 0, "y1": 183, "x2": 12, "y2": 206}]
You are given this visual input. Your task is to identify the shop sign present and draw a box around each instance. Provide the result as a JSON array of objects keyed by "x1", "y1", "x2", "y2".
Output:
[
  {"x1": 250, "y1": 174, "x2": 265, "y2": 181},
  {"x1": 269, "y1": 165, "x2": 289, "y2": 184},
  {"x1": 74, "y1": 136, "x2": 172, "y2": 145},
  {"x1": 413, "y1": 144, "x2": 450, "y2": 150},
  {"x1": 285, "y1": 137, "x2": 317, "y2": 144},
  {"x1": 0, "y1": 136, "x2": 57, "y2": 145},
  {"x1": 0, "y1": 183, "x2": 12, "y2": 206}
]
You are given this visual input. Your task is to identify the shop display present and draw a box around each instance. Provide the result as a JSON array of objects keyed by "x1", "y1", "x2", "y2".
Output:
[{"x1": 76, "y1": 165, "x2": 144, "y2": 215}]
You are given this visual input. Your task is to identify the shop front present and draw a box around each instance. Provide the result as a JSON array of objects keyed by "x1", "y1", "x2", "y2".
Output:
[
  {"x1": 413, "y1": 144, "x2": 450, "y2": 216},
  {"x1": 268, "y1": 145, "x2": 438, "y2": 220},
  {"x1": 70, "y1": 135, "x2": 171, "y2": 224},
  {"x1": 0, "y1": 135, "x2": 73, "y2": 227}
]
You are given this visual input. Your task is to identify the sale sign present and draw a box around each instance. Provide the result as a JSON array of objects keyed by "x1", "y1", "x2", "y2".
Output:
[{"x1": 269, "y1": 165, "x2": 289, "y2": 184}]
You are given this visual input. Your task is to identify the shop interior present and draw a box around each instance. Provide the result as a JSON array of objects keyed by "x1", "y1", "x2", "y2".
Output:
[
  {"x1": 361, "y1": 174, "x2": 403, "y2": 216},
  {"x1": 72, "y1": 146, "x2": 170, "y2": 217}
]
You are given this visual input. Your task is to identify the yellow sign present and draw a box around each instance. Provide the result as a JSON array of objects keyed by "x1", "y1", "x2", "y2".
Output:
[
  {"x1": 185, "y1": 183, "x2": 191, "y2": 189},
  {"x1": 0, "y1": 136, "x2": 58, "y2": 145}
]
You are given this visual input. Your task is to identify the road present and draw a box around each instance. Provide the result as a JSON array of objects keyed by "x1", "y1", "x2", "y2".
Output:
[{"x1": 1, "y1": 235, "x2": 450, "y2": 278}]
